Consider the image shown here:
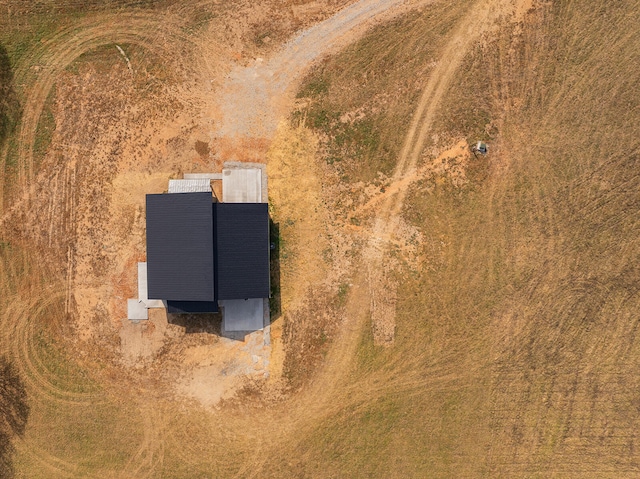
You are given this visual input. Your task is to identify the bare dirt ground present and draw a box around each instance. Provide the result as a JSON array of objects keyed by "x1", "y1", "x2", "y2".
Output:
[
  {"x1": 0, "y1": 0, "x2": 589, "y2": 476},
  {"x1": 0, "y1": 0, "x2": 442, "y2": 475}
]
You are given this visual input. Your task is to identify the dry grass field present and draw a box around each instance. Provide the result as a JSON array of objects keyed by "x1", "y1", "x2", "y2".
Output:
[
  {"x1": 286, "y1": 1, "x2": 640, "y2": 477},
  {"x1": 0, "y1": 0, "x2": 639, "y2": 477}
]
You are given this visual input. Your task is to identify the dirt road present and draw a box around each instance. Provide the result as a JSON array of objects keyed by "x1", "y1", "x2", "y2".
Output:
[
  {"x1": 214, "y1": 0, "x2": 431, "y2": 140},
  {"x1": 214, "y1": 0, "x2": 535, "y2": 475}
]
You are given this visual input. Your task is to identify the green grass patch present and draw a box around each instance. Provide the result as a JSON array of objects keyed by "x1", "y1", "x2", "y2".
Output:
[
  {"x1": 1, "y1": 14, "x2": 63, "y2": 68},
  {"x1": 336, "y1": 282, "x2": 350, "y2": 307},
  {"x1": 32, "y1": 326, "x2": 100, "y2": 397}
]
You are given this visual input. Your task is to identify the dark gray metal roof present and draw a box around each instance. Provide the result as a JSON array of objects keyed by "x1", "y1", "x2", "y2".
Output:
[
  {"x1": 214, "y1": 203, "x2": 270, "y2": 300},
  {"x1": 146, "y1": 192, "x2": 214, "y2": 301},
  {"x1": 166, "y1": 301, "x2": 218, "y2": 314}
]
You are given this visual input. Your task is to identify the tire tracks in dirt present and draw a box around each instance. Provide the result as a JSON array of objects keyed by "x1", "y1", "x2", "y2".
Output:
[
  {"x1": 363, "y1": 1, "x2": 499, "y2": 345},
  {"x1": 14, "y1": 439, "x2": 80, "y2": 478},
  {"x1": 342, "y1": 0, "x2": 536, "y2": 409},
  {"x1": 14, "y1": 20, "x2": 161, "y2": 185},
  {"x1": 1, "y1": 285, "x2": 165, "y2": 478},
  {"x1": 0, "y1": 12, "x2": 193, "y2": 216},
  {"x1": 0, "y1": 290, "x2": 103, "y2": 406},
  {"x1": 0, "y1": 289, "x2": 115, "y2": 478},
  {"x1": 236, "y1": 0, "x2": 535, "y2": 475},
  {"x1": 119, "y1": 405, "x2": 165, "y2": 479},
  {"x1": 0, "y1": 11, "x2": 191, "y2": 477},
  {"x1": 0, "y1": 0, "x2": 529, "y2": 476}
]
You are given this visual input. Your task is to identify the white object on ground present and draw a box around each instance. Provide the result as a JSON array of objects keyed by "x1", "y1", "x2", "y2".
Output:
[
  {"x1": 137, "y1": 262, "x2": 164, "y2": 308},
  {"x1": 168, "y1": 178, "x2": 211, "y2": 193},
  {"x1": 127, "y1": 299, "x2": 148, "y2": 320},
  {"x1": 184, "y1": 173, "x2": 223, "y2": 180}
]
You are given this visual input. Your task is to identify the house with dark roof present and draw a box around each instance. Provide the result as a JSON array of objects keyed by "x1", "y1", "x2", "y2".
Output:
[
  {"x1": 145, "y1": 191, "x2": 270, "y2": 316},
  {"x1": 126, "y1": 166, "x2": 270, "y2": 332}
]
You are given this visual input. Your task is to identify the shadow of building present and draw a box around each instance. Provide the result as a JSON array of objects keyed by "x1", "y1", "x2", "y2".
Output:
[
  {"x1": 269, "y1": 218, "x2": 282, "y2": 322},
  {"x1": 166, "y1": 312, "x2": 222, "y2": 335}
]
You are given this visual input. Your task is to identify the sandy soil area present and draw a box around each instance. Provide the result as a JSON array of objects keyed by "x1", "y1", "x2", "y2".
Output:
[
  {"x1": 0, "y1": 0, "x2": 435, "y2": 413},
  {"x1": 0, "y1": 1, "x2": 539, "y2": 475}
]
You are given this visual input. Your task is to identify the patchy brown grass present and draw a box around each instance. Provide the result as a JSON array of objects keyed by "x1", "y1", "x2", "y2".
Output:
[
  {"x1": 1, "y1": 0, "x2": 640, "y2": 477},
  {"x1": 282, "y1": 286, "x2": 345, "y2": 390},
  {"x1": 295, "y1": 0, "x2": 474, "y2": 185},
  {"x1": 267, "y1": 0, "x2": 640, "y2": 477}
]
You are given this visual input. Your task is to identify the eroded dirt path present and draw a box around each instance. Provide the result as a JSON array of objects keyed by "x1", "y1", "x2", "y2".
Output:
[
  {"x1": 363, "y1": 0, "x2": 535, "y2": 345},
  {"x1": 0, "y1": 0, "x2": 536, "y2": 476}
]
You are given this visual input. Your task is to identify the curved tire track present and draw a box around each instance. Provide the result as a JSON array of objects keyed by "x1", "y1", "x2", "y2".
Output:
[
  {"x1": 0, "y1": 290, "x2": 103, "y2": 406},
  {"x1": 235, "y1": 1, "x2": 534, "y2": 476},
  {"x1": 0, "y1": 12, "x2": 195, "y2": 216},
  {"x1": 0, "y1": 11, "x2": 193, "y2": 477},
  {"x1": 14, "y1": 17, "x2": 175, "y2": 185}
]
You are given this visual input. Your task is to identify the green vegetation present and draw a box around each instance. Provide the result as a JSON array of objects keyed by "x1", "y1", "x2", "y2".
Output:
[
  {"x1": 336, "y1": 282, "x2": 350, "y2": 307},
  {"x1": 0, "y1": 45, "x2": 20, "y2": 148},
  {"x1": 269, "y1": 216, "x2": 282, "y2": 318},
  {"x1": 33, "y1": 329, "x2": 99, "y2": 396},
  {"x1": 0, "y1": 356, "x2": 28, "y2": 479}
]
